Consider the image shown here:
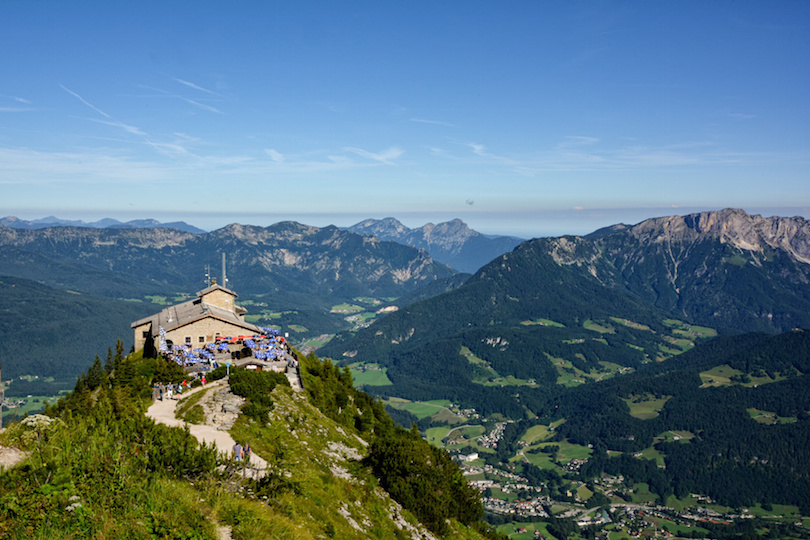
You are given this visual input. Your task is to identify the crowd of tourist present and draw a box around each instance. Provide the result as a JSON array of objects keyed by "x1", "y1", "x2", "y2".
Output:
[
  {"x1": 151, "y1": 376, "x2": 207, "y2": 401},
  {"x1": 155, "y1": 326, "x2": 291, "y2": 370}
]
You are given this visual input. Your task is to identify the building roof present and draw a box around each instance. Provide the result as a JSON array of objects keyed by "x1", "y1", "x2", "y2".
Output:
[
  {"x1": 196, "y1": 282, "x2": 238, "y2": 298},
  {"x1": 131, "y1": 295, "x2": 261, "y2": 335}
]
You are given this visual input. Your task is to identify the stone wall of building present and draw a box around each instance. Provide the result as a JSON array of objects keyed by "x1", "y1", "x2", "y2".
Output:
[
  {"x1": 165, "y1": 317, "x2": 259, "y2": 347},
  {"x1": 200, "y1": 289, "x2": 235, "y2": 312}
]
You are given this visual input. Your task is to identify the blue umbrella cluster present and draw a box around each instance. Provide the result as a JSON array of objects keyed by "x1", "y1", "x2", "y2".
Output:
[{"x1": 160, "y1": 327, "x2": 286, "y2": 367}]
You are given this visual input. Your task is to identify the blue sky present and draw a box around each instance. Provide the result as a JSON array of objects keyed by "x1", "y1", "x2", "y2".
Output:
[{"x1": 2, "y1": 1, "x2": 808, "y2": 238}]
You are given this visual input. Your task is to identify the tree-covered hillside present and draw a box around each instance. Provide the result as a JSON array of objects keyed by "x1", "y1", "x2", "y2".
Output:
[
  {"x1": 517, "y1": 329, "x2": 810, "y2": 512},
  {"x1": 321, "y1": 236, "x2": 718, "y2": 417},
  {"x1": 0, "y1": 344, "x2": 502, "y2": 540},
  {"x1": 0, "y1": 275, "x2": 153, "y2": 381}
]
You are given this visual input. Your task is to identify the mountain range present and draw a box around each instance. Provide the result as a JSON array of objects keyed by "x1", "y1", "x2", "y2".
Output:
[
  {"x1": 0, "y1": 215, "x2": 206, "y2": 235},
  {"x1": 3, "y1": 208, "x2": 809, "y2": 392},
  {"x1": 3, "y1": 207, "x2": 810, "y2": 533},
  {"x1": 321, "y1": 208, "x2": 810, "y2": 415},
  {"x1": 347, "y1": 217, "x2": 523, "y2": 273},
  {"x1": 0, "y1": 221, "x2": 456, "y2": 380}
]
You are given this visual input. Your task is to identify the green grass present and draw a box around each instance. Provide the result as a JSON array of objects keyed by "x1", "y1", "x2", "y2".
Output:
[
  {"x1": 610, "y1": 317, "x2": 651, "y2": 331},
  {"x1": 629, "y1": 482, "x2": 657, "y2": 504},
  {"x1": 520, "y1": 318, "x2": 565, "y2": 327},
  {"x1": 497, "y1": 521, "x2": 559, "y2": 540},
  {"x1": 352, "y1": 296, "x2": 382, "y2": 305},
  {"x1": 444, "y1": 425, "x2": 486, "y2": 445},
  {"x1": 298, "y1": 334, "x2": 334, "y2": 348},
  {"x1": 577, "y1": 485, "x2": 594, "y2": 501},
  {"x1": 330, "y1": 303, "x2": 364, "y2": 313},
  {"x1": 477, "y1": 375, "x2": 536, "y2": 387},
  {"x1": 461, "y1": 346, "x2": 502, "y2": 383},
  {"x1": 555, "y1": 441, "x2": 593, "y2": 463},
  {"x1": 551, "y1": 354, "x2": 634, "y2": 387},
  {"x1": 635, "y1": 446, "x2": 665, "y2": 467},
  {"x1": 518, "y1": 451, "x2": 558, "y2": 470},
  {"x1": 425, "y1": 426, "x2": 452, "y2": 446},
  {"x1": 663, "y1": 319, "x2": 717, "y2": 339},
  {"x1": 521, "y1": 424, "x2": 555, "y2": 444},
  {"x1": 583, "y1": 319, "x2": 615, "y2": 333},
  {"x1": 349, "y1": 364, "x2": 393, "y2": 386},
  {"x1": 748, "y1": 503, "x2": 802, "y2": 518},
  {"x1": 621, "y1": 394, "x2": 672, "y2": 420},
  {"x1": 384, "y1": 399, "x2": 453, "y2": 420},
  {"x1": 747, "y1": 408, "x2": 797, "y2": 425},
  {"x1": 699, "y1": 364, "x2": 743, "y2": 387},
  {"x1": 655, "y1": 430, "x2": 694, "y2": 443},
  {"x1": 1, "y1": 394, "x2": 62, "y2": 423},
  {"x1": 176, "y1": 387, "x2": 209, "y2": 424},
  {"x1": 287, "y1": 324, "x2": 308, "y2": 333}
]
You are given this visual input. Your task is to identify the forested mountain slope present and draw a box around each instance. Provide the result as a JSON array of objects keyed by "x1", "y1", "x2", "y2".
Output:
[
  {"x1": 0, "y1": 275, "x2": 153, "y2": 380},
  {"x1": 586, "y1": 208, "x2": 810, "y2": 332},
  {"x1": 0, "y1": 347, "x2": 498, "y2": 539},
  {"x1": 0, "y1": 222, "x2": 455, "y2": 301},
  {"x1": 533, "y1": 329, "x2": 810, "y2": 512},
  {"x1": 321, "y1": 209, "x2": 810, "y2": 417}
]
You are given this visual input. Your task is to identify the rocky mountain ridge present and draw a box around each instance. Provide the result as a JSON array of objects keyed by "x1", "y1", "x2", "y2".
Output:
[
  {"x1": 593, "y1": 208, "x2": 810, "y2": 264},
  {"x1": 0, "y1": 221, "x2": 454, "y2": 300},
  {"x1": 346, "y1": 217, "x2": 523, "y2": 273},
  {"x1": 322, "y1": 209, "x2": 810, "y2": 403}
]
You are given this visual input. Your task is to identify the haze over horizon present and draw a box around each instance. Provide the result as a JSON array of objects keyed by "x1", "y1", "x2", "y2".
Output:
[{"x1": 2, "y1": 2, "x2": 808, "y2": 238}]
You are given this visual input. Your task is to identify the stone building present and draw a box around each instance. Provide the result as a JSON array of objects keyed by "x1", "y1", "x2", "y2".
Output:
[{"x1": 131, "y1": 279, "x2": 262, "y2": 357}]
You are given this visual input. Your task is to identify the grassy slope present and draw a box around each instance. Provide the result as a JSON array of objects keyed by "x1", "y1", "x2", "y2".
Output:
[{"x1": 0, "y1": 375, "x2": 489, "y2": 540}]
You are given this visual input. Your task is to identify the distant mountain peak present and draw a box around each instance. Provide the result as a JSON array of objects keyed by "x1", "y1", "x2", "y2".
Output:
[{"x1": 346, "y1": 218, "x2": 523, "y2": 273}]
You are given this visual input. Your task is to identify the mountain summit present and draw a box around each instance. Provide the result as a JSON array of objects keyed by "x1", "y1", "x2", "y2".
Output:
[
  {"x1": 585, "y1": 208, "x2": 810, "y2": 332},
  {"x1": 346, "y1": 218, "x2": 523, "y2": 273}
]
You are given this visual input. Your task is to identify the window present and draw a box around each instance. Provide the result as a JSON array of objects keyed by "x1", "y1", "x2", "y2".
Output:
[
  {"x1": 198, "y1": 336, "x2": 205, "y2": 343},
  {"x1": 185, "y1": 336, "x2": 192, "y2": 344},
  {"x1": 142, "y1": 331, "x2": 149, "y2": 338}
]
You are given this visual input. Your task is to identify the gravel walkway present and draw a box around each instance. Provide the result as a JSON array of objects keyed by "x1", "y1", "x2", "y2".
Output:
[{"x1": 146, "y1": 379, "x2": 267, "y2": 480}]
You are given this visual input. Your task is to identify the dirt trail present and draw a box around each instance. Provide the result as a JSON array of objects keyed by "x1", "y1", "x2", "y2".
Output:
[{"x1": 146, "y1": 379, "x2": 267, "y2": 480}]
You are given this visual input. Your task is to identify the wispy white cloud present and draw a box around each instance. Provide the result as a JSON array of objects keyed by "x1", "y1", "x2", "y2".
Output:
[
  {"x1": 265, "y1": 149, "x2": 285, "y2": 163},
  {"x1": 1, "y1": 94, "x2": 33, "y2": 105},
  {"x1": 91, "y1": 119, "x2": 148, "y2": 137},
  {"x1": 469, "y1": 143, "x2": 488, "y2": 157},
  {"x1": 467, "y1": 142, "x2": 515, "y2": 164},
  {"x1": 179, "y1": 96, "x2": 223, "y2": 114},
  {"x1": 343, "y1": 146, "x2": 404, "y2": 165},
  {"x1": 139, "y1": 83, "x2": 224, "y2": 114},
  {"x1": 557, "y1": 136, "x2": 600, "y2": 148},
  {"x1": 0, "y1": 147, "x2": 168, "y2": 184},
  {"x1": 173, "y1": 77, "x2": 221, "y2": 96},
  {"x1": 410, "y1": 117, "x2": 454, "y2": 127},
  {"x1": 60, "y1": 84, "x2": 111, "y2": 118}
]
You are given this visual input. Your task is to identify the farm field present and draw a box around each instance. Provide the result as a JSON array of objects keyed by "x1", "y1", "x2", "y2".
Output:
[
  {"x1": 621, "y1": 394, "x2": 671, "y2": 420},
  {"x1": 348, "y1": 363, "x2": 393, "y2": 386}
]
